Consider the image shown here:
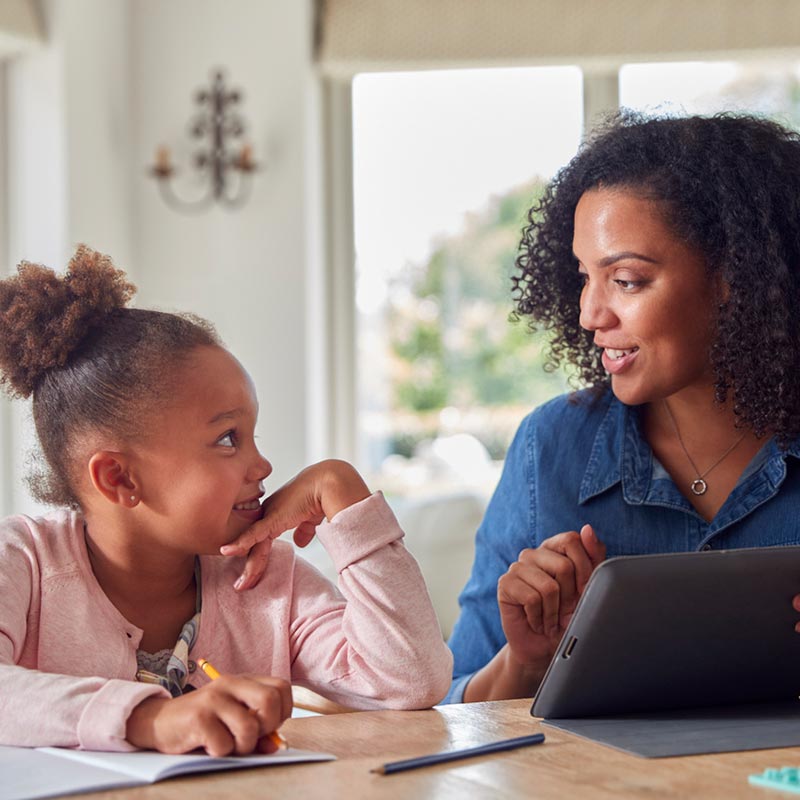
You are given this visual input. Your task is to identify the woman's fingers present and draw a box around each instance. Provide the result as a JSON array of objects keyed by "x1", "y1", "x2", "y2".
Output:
[
  {"x1": 528, "y1": 549, "x2": 573, "y2": 632},
  {"x1": 497, "y1": 572, "x2": 566, "y2": 666},
  {"x1": 499, "y1": 526, "x2": 607, "y2": 645},
  {"x1": 499, "y1": 565, "x2": 549, "y2": 636},
  {"x1": 500, "y1": 550, "x2": 569, "y2": 635},
  {"x1": 580, "y1": 523, "x2": 607, "y2": 569},
  {"x1": 540, "y1": 526, "x2": 607, "y2": 590},
  {"x1": 540, "y1": 530, "x2": 594, "y2": 595}
]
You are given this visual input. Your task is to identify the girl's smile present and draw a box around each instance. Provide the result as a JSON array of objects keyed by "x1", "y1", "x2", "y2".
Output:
[{"x1": 232, "y1": 497, "x2": 265, "y2": 523}]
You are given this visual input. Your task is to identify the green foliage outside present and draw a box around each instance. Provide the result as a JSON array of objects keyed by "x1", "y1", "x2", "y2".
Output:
[{"x1": 387, "y1": 178, "x2": 571, "y2": 458}]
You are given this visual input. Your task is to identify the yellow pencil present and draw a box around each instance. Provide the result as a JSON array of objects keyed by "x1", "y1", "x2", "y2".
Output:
[{"x1": 197, "y1": 658, "x2": 288, "y2": 750}]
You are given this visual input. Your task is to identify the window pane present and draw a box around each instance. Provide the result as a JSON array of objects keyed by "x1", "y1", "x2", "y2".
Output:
[
  {"x1": 352, "y1": 67, "x2": 582, "y2": 500},
  {"x1": 620, "y1": 60, "x2": 800, "y2": 127}
]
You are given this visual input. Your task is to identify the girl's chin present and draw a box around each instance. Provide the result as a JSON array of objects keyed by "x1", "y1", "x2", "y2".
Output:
[{"x1": 224, "y1": 515, "x2": 259, "y2": 543}]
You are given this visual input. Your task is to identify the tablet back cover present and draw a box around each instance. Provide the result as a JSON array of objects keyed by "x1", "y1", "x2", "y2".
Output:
[{"x1": 531, "y1": 546, "x2": 800, "y2": 719}]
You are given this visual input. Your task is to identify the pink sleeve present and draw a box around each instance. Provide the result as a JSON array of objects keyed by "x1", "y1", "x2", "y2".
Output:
[
  {"x1": 0, "y1": 666, "x2": 169, "y2": 750},
  {"x1": 288, "y1": 492, "x2": 453, "y2": 710},
  {"x1": 0, "y1": 518, "x2": 169, "y2": 750}
]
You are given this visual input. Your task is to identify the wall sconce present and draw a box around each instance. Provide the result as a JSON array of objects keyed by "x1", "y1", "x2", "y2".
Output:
[{"x1": 148, "y1": 69, "x2": 259, "y2": 212}]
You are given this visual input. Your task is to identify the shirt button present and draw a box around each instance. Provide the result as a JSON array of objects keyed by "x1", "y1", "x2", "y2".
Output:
[
  {"x1": 188, "y1": 660, "x2": 197, "y2": 672},
  {"x1": 702, "y1": 544, "x2": 712, "y2": 551}
]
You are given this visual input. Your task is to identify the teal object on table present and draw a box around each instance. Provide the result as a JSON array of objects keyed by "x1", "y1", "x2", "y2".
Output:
[{"x1": 750, "y1": 767, "x2": 800, "y2": 793}]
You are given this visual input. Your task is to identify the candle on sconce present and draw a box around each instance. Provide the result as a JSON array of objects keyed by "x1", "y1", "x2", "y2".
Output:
[
  {"x1": 155, "y1": 145, "x2": 171, "y2": 173},
  {"x1": 238, "y1": 143, "x2": 253, "y2": 170}
]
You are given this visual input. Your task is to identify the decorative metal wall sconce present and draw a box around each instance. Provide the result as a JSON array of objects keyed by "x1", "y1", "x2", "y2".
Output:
[{"x1": 148, "y1": 70, "x2": 259, "y2": 212}]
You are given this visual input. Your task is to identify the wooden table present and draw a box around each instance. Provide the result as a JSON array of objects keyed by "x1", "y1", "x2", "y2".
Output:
[{"x1": 70, "y1": 699, "x2": 800, "y2": 799}]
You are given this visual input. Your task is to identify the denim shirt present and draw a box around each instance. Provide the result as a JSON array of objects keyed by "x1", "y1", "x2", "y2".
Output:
[{"x1": 444, "y1": 389, "x2": 800, "y2": 703}]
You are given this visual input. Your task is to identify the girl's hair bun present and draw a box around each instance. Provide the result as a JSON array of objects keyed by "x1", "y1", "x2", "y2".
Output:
[{"x1": 0, "y1": 245, "x2": 136, "y2": 398}]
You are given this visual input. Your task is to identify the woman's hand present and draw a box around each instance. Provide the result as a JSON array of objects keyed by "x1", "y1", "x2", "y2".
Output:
[
  {"x1": 498, "y1": 524, "x2": 606, "y2": 668},
  {"x1": 221, "y1": 460, "x2": 371, "y2": 591},
  {"x1": 464, "y1": 524, "x2": 606, "y2": 703},
  {"x1": 126, "y1": 675, "x2": 292, "y2": 756}
]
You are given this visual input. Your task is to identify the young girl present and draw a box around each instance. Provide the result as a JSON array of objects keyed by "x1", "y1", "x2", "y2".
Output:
[{"x1": 0, "y1": 246, "x2": 452, "y2": 755}]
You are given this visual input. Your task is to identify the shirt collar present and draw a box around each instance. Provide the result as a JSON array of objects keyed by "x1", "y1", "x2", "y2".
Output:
[
  {"x1": 579, "y1": 394, "x2": 800, "y2": 506},
  {"x1": 578, "y1": 395, "x2": 628, "y2": 504}
]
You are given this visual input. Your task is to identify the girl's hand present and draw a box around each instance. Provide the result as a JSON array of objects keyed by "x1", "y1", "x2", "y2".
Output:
[
  {"x1": 221, "y1": 459, "x2": 371, "y2": 590},
  {"x1": 498, "y1": 525, "x2": 606, "y2": 669},
  {"x1": 126, "y1": 675, "x2": 292, "y2": 756}
]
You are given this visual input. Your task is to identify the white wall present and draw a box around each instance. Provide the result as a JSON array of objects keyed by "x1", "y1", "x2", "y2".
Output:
[
  {"x1": 1, "y1": 0, "x2": 319, "y2": 515},
  {"x1": 130, "y1": 0, "x2": 316, "y2": 491}
]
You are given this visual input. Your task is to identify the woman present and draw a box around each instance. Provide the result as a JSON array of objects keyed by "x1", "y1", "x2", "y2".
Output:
[{"x1": 442, "y1": 111, "x2": 800, "y2": 703}]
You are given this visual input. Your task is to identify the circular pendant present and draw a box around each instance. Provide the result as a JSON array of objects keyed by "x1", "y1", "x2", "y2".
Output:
[{"x1": 691, "y1": 478, "x2": 708, "y2": 496}]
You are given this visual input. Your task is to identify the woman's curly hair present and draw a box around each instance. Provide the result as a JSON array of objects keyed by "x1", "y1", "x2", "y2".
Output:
[
  {"x1": 512, "y1": 110, "x2": 800, "y2": 443},
  {"x1": 0, "y1": 245, "x2": 219, "y2": 507}
]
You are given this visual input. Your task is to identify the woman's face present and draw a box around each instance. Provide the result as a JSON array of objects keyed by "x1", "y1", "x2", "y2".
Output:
[{"x1": 574, "y1": 187, "x2": 722, "y2": 407}]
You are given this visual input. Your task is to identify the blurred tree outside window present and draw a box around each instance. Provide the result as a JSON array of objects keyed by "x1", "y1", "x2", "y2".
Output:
[
  {"x1": 384, "y1": 178, "x2": 570, "y2": 459},
  {"x1": 353, "y1": 67, "x2": 582, "y2": 500}
]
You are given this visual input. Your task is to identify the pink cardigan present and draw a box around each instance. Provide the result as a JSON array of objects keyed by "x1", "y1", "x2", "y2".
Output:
[{"x1": 0, "y1": 493, "x2": 452, "y2": 750}]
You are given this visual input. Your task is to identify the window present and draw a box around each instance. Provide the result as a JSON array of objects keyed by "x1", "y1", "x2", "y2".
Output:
[
  {"x1": 352, "y1": 67, "x2": 583, "y2": 501},
  {"x1": 620, "y1": 60, "x2": 800, "y2": 126}
]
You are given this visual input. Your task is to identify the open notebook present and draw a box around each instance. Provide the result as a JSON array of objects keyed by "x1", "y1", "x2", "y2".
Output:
[{"x1": 0, "y1": 744, "x2": 334, "y2": 800}]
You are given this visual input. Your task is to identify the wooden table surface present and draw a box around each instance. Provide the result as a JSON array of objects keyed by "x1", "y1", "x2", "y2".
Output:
[{"x1": 69, "y1": 699, "x2": 800, "y2": 799}]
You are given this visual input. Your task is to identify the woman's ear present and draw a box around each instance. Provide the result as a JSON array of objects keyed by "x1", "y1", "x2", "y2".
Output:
[{"x1": 87, "y1": 451, "x2": 139, "y2": 507}]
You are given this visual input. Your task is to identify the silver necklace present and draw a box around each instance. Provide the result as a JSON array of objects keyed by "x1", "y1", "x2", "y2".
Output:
[{"x1": 662, "y1": 400, "x2": 747, "y2": 496}]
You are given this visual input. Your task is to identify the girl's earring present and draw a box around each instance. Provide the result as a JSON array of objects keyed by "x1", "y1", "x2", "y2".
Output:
[{"x1": 129, "y1": 495, "x2": 137, "y2": 506}]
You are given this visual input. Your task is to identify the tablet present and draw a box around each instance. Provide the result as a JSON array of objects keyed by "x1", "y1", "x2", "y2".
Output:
[{"x1": 530, "y1": 545, "x2": 800, "y2": 719}]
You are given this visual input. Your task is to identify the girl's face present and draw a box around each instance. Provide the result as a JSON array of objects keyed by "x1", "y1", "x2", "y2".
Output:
[
  {"x1": 574, "y1": 187, "x2": 722, "y2": 407},
  {"x1": 130, "y1": 345, "x2": 272, "y2": 555}
]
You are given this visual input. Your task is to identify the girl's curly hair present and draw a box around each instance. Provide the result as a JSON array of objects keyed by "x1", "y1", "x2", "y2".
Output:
[
  {"x1": 0, "y1": 245, "x2": 219, "y2": 507},
  {"x1": 512, "y1": 110, "x2": 800, "y2": 443}
]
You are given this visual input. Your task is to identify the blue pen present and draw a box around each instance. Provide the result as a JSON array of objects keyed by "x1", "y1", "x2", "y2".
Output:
[{"x1": 371, "y1": 732, "x2": 546, "y2": 775}]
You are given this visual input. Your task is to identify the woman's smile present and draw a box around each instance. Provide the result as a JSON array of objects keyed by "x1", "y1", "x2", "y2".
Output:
[
  {"x1": 599, "y1": 345, "x2": 639, "y2": 374},
  {"x1": 574, "y1": 188, "x2": 721, "y2": 406}
]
